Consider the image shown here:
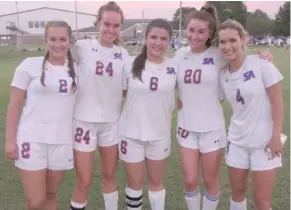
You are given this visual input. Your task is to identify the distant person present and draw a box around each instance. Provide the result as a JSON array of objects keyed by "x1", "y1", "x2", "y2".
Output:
[
  {"x1": 69, "y1": 2, "x2": 132, "y2": 210},
  {"x1": 219, "y1": 19, "x2": 284, "y2": 210},
  {"x1": 5, "y1": 21, "x2": 78, "y2": 210},
  {"x1": 118, "y1": 18, "x2": 176, "y2": 210},
  {"x1": 174, "y1": 6, "x2": 273, "y2": 210}
]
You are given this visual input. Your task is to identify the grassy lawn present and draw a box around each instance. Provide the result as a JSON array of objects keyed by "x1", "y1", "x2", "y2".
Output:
[{"x1": 0, "y1": 46, "x2": 289, "y2": 210}]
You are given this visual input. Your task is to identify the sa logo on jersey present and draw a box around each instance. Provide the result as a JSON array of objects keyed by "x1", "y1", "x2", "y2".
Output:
[
  {"x1": 113, "y1": 53, "x2": 122, "y2": 60},
  {"x1": 243, "y1": 70, "x2": 255, "y2": 81},
  {"x1": 167, "y1": 67, "x2": 175, "y2": 75},
  {"x1": 202, "y1": 58, "x2": 214, "y2": 65}
]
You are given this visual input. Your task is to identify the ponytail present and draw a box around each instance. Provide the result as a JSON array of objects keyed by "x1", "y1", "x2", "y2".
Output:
[
  {"x1": 132, "y1": 45, "x2": 147, "y2": 82},
  {"x1": 40, "y1": 51, "x2": 49, "y2": 86},
  {"x1": 67, "y1": 50, "x2": 77, "y2": 93}
]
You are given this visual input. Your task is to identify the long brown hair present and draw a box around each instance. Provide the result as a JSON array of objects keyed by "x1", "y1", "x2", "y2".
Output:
[
  {"x1": 132, "y1": 18, "x2": 172, "y2": 81},
  {"x1": 41, "y1": 21, "x2": 77, "y2": 93},
  {"x1": 186, "y1": 5, "x2": 219, "y2": 47},
  {"x1": 97, "y1": 1, "x2": 124, "y2": 45}
]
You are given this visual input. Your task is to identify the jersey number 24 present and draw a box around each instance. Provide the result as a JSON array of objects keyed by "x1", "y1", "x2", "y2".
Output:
[{"x1": 96, "y1": 61, "x2": 113, "y2": 77}]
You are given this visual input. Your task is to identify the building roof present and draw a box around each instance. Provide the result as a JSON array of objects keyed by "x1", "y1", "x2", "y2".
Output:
[
  {"x1": 0, "y1": 7, "x2": 96, "y2": 18},
  {"x1": 75, "y1": 20, "x2": 151, "y2": 33}
]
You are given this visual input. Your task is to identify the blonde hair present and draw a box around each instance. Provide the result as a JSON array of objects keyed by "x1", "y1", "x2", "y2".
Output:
[
  {"x1": 41, "y1": 21, "x2": 77, "y2": 93},
  {"x1": 97, "y1": 1, "x2": 124, "y2": 45},
  {"x1": 218, "y1": 19, "x2": 249, "y2": 49}
]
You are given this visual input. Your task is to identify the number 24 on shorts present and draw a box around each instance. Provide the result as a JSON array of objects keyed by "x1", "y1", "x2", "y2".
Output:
[{"x1": 75, "y1": 127, "x2": 90, "y2": 144}]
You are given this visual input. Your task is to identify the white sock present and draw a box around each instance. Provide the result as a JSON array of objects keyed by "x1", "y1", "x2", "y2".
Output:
[
  {"x1": 148, "y1": 189, "x2": 166, "y2": 210},
  {"x1": 125, "y1": 187, "x2": 143, "y2": 210},
  {"x1": 184, "y1": 188, "x2": 201, "y2": 210},
  {"x1": 103, "y1": 191, "x2": 118, "y2": 210},
  {"x1": 202, "y1": 191, "x2": 220, "y2": 210},
  {"x1": 230, "y1": 198, "x2": 247, "y2": 210},
  {"x1": 70, "y1": 200, "x2": 87, "y2": 210}
]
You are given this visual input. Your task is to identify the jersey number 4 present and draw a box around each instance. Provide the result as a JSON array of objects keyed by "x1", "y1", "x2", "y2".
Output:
[
  {"x1": 236, "y1": 89, "x2": 245, "y2": 105},
  {"x1": 96, "y1": 61, "x2": 113, "y2": 77},
  {"x1": 184, "y1": 69, "x2": 202, "y2": 84}
]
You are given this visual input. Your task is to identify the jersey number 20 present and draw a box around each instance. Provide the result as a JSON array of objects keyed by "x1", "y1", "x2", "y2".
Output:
[
  {"x1": 96, "y1": 61, "x2": 113, "y2": 77},
  {"x1": 184, "y1": 69, "x2": 202, "y2": 84}
]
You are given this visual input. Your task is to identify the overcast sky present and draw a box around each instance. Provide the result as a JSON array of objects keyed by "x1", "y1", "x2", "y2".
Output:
[{"x1": 0, "y1": 1, "x2": 285, "y2": 20}]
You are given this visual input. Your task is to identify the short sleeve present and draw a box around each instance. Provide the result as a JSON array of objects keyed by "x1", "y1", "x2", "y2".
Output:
[
  {"x1": 11, "y1": 59, "x2": 31, "y2": 90},
  {"x1": 261, "y1": 60, "x2": 283, "y2": 88},
  {"x1": 122, "y1": 51, "x2": 133, "y2": 90},
  {"x1": 71, "y1": 40, "x2": 86, "y2": 63},
  {"x1": 219, "y1": 72, "x2": 226, "y2": 101},
  {"x1": 173, "y1": 46, "x2": 190, "y2": 62}
]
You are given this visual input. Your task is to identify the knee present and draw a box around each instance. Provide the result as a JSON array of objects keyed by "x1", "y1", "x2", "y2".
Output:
[
  {"x1": 46, "y1": 191, "x2": 58, "y2": 201},
  {"x1": 184, "y1": 176, "x2": 199, "y2": 191},
  {"x1": 253, "y1": 194, "x2": 271, "y2": 210},
  {"x1": 77, "y1": 173, "x2": 92, "y2": 191},
  {"x1": 101, "y1": 167, "x2": 117, "y2": 183},
  {"x1": 203, "y1": 173, "x2": 219, "y2": 190},
  {"x1": 148, "y1": 177, "x2": 163, "y2": 191},
  {"x1": 26, "y1": 196, "x2": 46, "y2": 210},
  {"x1": 231, "y1": 185, "x2": 247, "y2": 200},
  {"x1": 128, "y1": 175, "x2": 144, "y2": 190}
]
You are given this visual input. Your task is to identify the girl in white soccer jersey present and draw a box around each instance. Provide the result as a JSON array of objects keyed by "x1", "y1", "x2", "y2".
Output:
[
  {"x1": 5, "y1": 21, "x2": 77, "y2": 210},
  {"x1": 218, "y1": 20, "x2": 284, "y2": 210},
  {"x1": 118, "y1": 19, "x2": 176, "y2": 210},
  {"x1": 175, "y1": 6, "x2": 273, "y2": 210},
  {"x1": 70, "y1": 2, "x2": 131, "y2": 210}
]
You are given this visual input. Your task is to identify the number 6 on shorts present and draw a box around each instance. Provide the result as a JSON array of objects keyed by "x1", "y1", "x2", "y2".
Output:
[{"x1": 120, "y1": 140, "x2": 127, "y2": 155}]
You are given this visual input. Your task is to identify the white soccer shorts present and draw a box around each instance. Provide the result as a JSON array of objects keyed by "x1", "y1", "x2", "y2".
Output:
[
  {"x1": 177, "y1": 126, "x2": 226, "y2": 153},
  {"x1": 73, "y1": 119, "x2": 118, "y2": 152},
  {"x1": 118, "y1": 136, "x2": 171, "y2": 163},
  {"x1": 15, "y1": 140, "x2": 74, "y2": 171},
  {"x1": 225, "y1": 141, "x2": 282, "y2": 171}
]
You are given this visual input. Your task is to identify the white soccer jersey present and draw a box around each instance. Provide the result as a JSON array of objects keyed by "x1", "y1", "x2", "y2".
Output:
[
  {"x1": 118, "y1": 59, "x2": 177, "y2": 141},
  {"x1": 11, "y1": 57, "x2": 78, "y2": 144},
  {"x1": 72, "y1": 39, "x2": 132, "y2": 123},
  {"x1": 220, "y1": 55, "x2": 283, "y2": 148},
  {"x1": 176, "y1": 47, "x2": 227, "y2": 132}
]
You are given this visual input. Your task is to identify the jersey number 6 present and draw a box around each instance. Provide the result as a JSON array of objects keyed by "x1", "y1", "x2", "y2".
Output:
[
  {"x1": 184, "y1": 69, "x2": 202, "y2": 84},
  {"x1": 149, "y1": 77, "x2": 159, "y2": 91},
  {"x1": 96, "y1": 61, "x2": 113, "y2": 77}
]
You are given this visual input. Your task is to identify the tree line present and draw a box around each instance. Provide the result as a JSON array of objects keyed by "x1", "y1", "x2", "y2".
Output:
[{"x1": 171, "y1": 1, "x2": 290, "y2": 37}]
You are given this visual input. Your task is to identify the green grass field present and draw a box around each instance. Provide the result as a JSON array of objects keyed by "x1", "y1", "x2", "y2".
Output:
[{"x1": 0, "y1": 46, "x2": 289, "y2": 210}]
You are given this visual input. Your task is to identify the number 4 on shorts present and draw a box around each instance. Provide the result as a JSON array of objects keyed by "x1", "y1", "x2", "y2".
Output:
[{"x1": 236, "y1": 89, "x2": 245, "y2": 105}]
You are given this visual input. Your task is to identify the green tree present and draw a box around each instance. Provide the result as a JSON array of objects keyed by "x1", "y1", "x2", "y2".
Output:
[
  {"x1": 246, "y1": 9, "x2": 274, "y2": 36},
  {"x1": 171, "y1": 7, "x2": 196, "y2": 30},
  {"x1": 206, "y1": 1, "x2": 248, "y2": 26},
  {"x1": 273, "y1": 1, "x2": 290, "y2": 36}
]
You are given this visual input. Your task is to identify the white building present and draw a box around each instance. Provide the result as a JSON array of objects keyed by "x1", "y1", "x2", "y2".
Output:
[{"x1": 0, "y1": 7, "x2": 96, "y2": 35}]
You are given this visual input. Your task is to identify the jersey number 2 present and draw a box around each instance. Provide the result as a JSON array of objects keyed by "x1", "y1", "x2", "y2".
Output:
[
  {"x1": 59, "y1": 79, "x2": 68, "y2": 93},
  {"x1": 236, "y1": 89, "x2": 245, "y2": 105}
]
